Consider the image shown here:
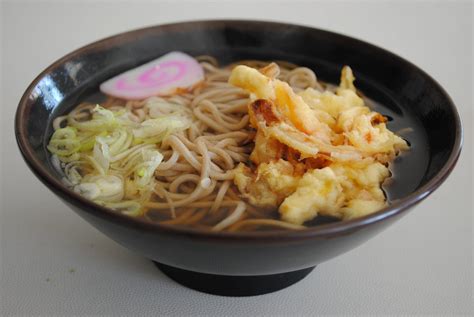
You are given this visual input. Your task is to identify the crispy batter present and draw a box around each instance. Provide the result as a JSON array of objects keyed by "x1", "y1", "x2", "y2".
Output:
[
  {"x1": 304, "y1": 153, "x2": 332, "y2": 170},
  {"x1": 259, "y1": 62, "x2": 280, "y2": 79},
  {"x1": 234, "y1": 160, "x2": 301, "y2": 209},
  {"x1": 248, "y1": 99, "x2": 285, "y2": 165},
  {"x1": 273, "y1": 81, "x2": 322, "y2": 135},
  {"x1": 371, "y1": 113, "x2": 388, "y2": 125},
  {"x1": 250, "y1": 130, "x2": 286, "y2": 164},
  {"x1": 279, "y1": 167, "x2": 345, "y2": 224},
  {"x1": 229, "y1": 65, "x2": 275, "y2": 99},
  {"x1": 279, "y1": 160, "x2": 389, "y2": 224},
  {"x1": 230, "y1": 64, "x2": 332, "y2": 141},
  {"x1": 249, "y1": 99, "x2": 280, "y2": 128}
]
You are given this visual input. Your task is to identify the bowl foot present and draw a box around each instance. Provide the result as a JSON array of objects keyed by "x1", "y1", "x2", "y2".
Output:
[{"x1": 153, "y1": 261, "x2": 315, "y2": 296}]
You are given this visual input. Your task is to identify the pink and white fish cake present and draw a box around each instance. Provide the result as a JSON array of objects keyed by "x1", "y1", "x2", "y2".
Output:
[{"x1": 100, "y1": 51, "x2": 205, "y2": 100}]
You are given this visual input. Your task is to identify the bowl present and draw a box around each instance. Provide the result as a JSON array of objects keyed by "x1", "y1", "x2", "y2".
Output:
[{"x1": 15, "y1": 20, "x2": 462, "y2": 296}]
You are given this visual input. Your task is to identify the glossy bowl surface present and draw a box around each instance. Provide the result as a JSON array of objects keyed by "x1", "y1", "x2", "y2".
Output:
[{"x1": 15, "y1": 20, "x2": 462, "y2": 280}]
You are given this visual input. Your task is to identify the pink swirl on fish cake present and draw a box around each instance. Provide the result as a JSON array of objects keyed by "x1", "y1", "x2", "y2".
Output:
[{"x1": 115, "y1": 61, "x2": 188, "y2": 91}]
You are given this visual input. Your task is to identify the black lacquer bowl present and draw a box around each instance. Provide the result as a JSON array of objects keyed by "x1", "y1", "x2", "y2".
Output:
[{"x1": 15, "y1": 20, "x2": 462, "y2": 296}]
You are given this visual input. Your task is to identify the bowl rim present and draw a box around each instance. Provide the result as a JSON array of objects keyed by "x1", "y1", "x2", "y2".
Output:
[{"x1": 15, "y1": 19, "x2": 463, "y2": 241}]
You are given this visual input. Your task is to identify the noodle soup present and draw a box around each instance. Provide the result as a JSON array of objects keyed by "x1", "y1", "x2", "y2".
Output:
[{"x1": 47, "y1": 54, "x2": 412, "y2": 232}]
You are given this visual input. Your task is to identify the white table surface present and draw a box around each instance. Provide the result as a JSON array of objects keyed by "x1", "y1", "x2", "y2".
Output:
[{"x1": 1, "y1": 1, "x2": 472, "y2": 316}]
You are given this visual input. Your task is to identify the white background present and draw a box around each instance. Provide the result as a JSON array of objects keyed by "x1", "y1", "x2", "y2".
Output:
[{"x1": 1, "y1": 1, "x2": 472, "y2": 316}]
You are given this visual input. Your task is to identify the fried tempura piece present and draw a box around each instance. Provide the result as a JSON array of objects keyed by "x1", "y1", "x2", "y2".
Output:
[
  {"x1": 279, "y1": 167, "x2": 345, "y2": 224},
  {"x1": 352, "y1": 115, "x2": 408, "y2": 154},
  {"x1": 247, "y1": 99, "x2": 285, "y2": 164},
  {"x1": 248, "y1": 99, "x2": 280, "y2": 129},
  {"x1": 230, "y1": 63, "x2": 409, "y2": 224},
  {"x1": 233, "y1": 160, "x2": 300, "y2": 209},
  {"x1": 229, "y1": 65, "x2": 275, "y2": 99},
  {"x1": 248, "y1": 98, "x2": 362, "y2": 161},
  {"x1": 298, "y1": 67, "x2": 364, "y2": 120},
  {"x1": 279, "y1": 160, "x2": 389, "y2": 224},
  {"x1": 259, "y1": 62, "x2": 280, "y2": 79},
  {"x1": 230, "y1": 64, "x2": 332, "y2": 140},
  {"x1": 250, "y1": 130, "x2": 286, "y2": 164},
  {"x1": 339, "y1": 65, "x2": 357, "y2": 92}
]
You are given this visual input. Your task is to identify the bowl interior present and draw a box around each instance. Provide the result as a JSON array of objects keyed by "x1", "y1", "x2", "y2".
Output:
[{"x1": 17, "y1": 20, "x2": 461, "y2": 230}]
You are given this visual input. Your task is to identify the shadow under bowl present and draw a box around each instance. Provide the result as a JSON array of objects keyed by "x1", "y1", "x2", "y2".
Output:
[{"x1": 15, "y1": 20, "x2": 462, "y2": 296}]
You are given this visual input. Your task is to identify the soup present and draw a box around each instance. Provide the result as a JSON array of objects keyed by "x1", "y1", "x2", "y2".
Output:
[{"x1": 47, "y1": 53, "x2": 408, "y2": 232}]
